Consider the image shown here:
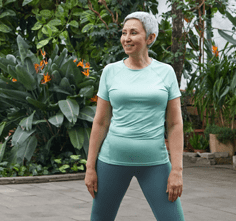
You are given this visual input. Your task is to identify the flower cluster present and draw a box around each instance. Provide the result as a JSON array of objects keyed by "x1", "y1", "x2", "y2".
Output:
[{"x1": 212, "y1": 45, "x2": 219, "y2": 57}]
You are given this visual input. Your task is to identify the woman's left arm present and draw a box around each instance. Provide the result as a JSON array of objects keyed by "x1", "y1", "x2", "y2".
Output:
[{"x1": 165, "y1": 97, "x2": 184, "y2": 202}]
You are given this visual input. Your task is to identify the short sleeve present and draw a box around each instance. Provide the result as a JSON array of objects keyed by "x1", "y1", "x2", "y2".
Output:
[
  {"x1": 168, "y1": 67, "x2": 181, "y2": 101},
  {"x1": 97, "y1": 65, "x2": 110, "y2": 101}
]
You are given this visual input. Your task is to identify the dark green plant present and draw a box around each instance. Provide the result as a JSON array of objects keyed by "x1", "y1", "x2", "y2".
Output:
[
  {"x1": 189, "y1": 133, "x2": 209, "y2": 150},
  {"x1": 204, "y1": 124, "x2": 236, "y2": 145},
  {"x1": 0, "y1": 35, "x2": 98, "y2": 168}
]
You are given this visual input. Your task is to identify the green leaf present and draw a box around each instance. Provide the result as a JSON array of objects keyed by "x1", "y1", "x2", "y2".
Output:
[
  {"x1": 48, "y1": 19, "x2": 62, "y2": 26},
  {"x1": 0, "y1": 23, "x2": 12, "y2": 33},
  {"x1": 78, "y1": 106, "x2": 96, "y2": 122},
  {"x1": 22, "y1": 0, "x2": 34, "y2": 6},
  {"x1": 0, "y1": 9, "x2": 16, "y2": 18},
  {"x1": 48, "y1": 111, "x2": 64, "y2": 127},
  {"x1": 68, "y1": 126, "x2": 84, "y2": 150},
  {"x1": 54, "y1": 48, "x2": 68, "y2": 68},
  {"x1": 5, "y1": 0, "x2": 17, "y2": 5},
  {"x1": 40, "y1": 9, "x2": 52, "y2": 19},
  {"x1": 82, "y1": 127, "x2": 91, "y2": 158},
  {"x1": 26, "y1": 97, "x2": 48, "y2": 110},
  {"x1": 15, "y1": 64, "x2": 37, "y2": 91},
  {"x1": 42, "y1": 25, "x2": 52, "y2": 37},
  {"x1": 0, "y1": 137, "x2": 10, "y2": 163},
  {"x1": 37, "y1": 38, "x2": 50, "y2": 49},
  {"x1": 17, "y1": 135, "x2": 37, "y2": 164},
  {"x1": 0, "y1": 88, "x2": 32, "y2": 102},
  {"x1": 12, "y1": 126, "x2": 36, "y2": 147},
  {"x1": 218, "y1": 29, "x2": 236, "y2": 45},
  {"x1": 79, "y1": 85, "x2": 94, "y2": 98},
  {"x1": 69, "y1": 20, "x2": 79, "y2": 28},
  {"x1": 80, "y1": 159, "x2": 87, "y2": 164},
  {"x1": 226, "y1": 11, "x2": 236, "y2": 27},
  {"x1": 59, "y1": 98, "x2": 79, "y2": 124},
  {"x1": 51, "y1": 44, "x2": 59, "y2": 61},
  {"x1": 59, "y1": 164, "x2": 70, "y2": 173},
  {"x1": 70, "y1": 155, "x2": 80, "y2": 160},
  {"x1": 31, "y1": 21, "x2": 43, "y2": 30},
  {"x1": 54, "y1": 159, "x2": 62, "y2": 164},
  {"x1": 45, "y1": 135, "x2": 55, "y2": 155},
  {"x1": 72, "y1": 8, "x2": 83, "y2": 16},
  {"x1": 0, "y1": 122, "x2": 6, "y2": 137},
  {"x1": 19, "y1": 110, "x2": 36, "y2": 131},
  {"x1": 32, "y1": 120, "x2": 47, "y2": 125},
  {"x1": 82, "y1": 23, "x2": 93, "y2": 33}
]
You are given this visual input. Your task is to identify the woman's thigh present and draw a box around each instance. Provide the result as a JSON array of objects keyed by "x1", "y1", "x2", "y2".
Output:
[
  {"x1": 135, "y1": 162, "x2": 185, "y2": 221},
  {"x1": 91, "y1": 159, "x2": 133, "y2": 221}
]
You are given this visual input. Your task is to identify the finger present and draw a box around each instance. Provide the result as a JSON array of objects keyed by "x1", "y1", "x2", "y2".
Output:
[
  {"x1": 168, "y1": 188, "x2": 173, "y2": 202},
  {"x1": 88, "y1": 188, "x2": 95, "y2": 198},
  {"x1": 94, "y1": 182, "x2": 98, "y2": 192}
]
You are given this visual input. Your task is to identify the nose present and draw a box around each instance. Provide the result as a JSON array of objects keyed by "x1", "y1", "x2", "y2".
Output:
[{"x1": 124, "y1": 33, "x2": 131, "y2": 42}]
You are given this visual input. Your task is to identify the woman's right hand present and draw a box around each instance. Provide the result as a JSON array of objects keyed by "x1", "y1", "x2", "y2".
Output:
[{"x1": 84, "y1": 168, "x2": 98, "y2": 199}]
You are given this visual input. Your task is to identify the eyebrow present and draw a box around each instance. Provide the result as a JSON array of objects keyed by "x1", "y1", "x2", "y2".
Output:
[{"x1": 121, "y1": 28, "x2": 138, "y2": 31}]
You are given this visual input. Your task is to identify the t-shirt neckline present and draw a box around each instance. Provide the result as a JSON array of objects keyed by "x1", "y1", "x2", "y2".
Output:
[{"x1": 122, "y1": 57, "x2": 153, "y2": 71}]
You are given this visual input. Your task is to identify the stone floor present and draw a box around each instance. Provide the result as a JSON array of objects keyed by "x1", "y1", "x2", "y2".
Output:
[{"x1": 0, "y1": 161, "x2": 235, "y2": 221}]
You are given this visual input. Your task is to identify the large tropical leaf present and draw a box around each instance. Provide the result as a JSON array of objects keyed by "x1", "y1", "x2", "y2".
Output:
[
  {"x1": 79, "y1": 85, "x2": 94, "y2": 98},
  {"x1": 48, "y1": 111, "x2": 64, "y2": 127},
  {"x1": 59, "y1": 98, "x2": 79, "y2": 124},
  {"x1": 78, "y1": 106, "x2": 96, "y2": 122},
  {"x1": 68, "y1": 126, "x2": 84, "y2": 150},
  {"x1": 0, "y1": 88, "x2": 32, "y2": 102},
  {"x1": 12, "y1": 126, "x2": 36, "y2": 147},
  {"x1": 19, "y1": 110, "x2": 36, "y2": 131},
  {"x1": 15, "y1": 64, "x2": 37, "y2": 91},
  {"x1": 17, "y1": 135, "x2": 37, "y2": 165},
  {"x1": 26, "y1": 97, "x2": 48, "y2": 110},
  {"x1": 218, "y1": 29, "x2": 236, "y2": 45},
  {"x1": 0, "y1": 136, "x2": 11, "y2": 163},
  {"x1": 0, "y1": 121, "x2": 6, "y2": 137},
  {"x1": 83, "y1": 127, "x2": 91, "y2": 158}
]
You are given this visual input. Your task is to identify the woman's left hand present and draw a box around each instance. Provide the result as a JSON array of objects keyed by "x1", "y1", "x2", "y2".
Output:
[{"x1": 166, "y1": 169, "x2": 183, "y2": 202}]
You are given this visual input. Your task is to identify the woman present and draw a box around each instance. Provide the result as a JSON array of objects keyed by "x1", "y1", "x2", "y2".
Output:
[{"x1": 85, "y1": 11, "x2": 185, "y2": 221}]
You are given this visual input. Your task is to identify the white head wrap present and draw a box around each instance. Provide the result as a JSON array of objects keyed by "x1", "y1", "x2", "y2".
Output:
[{"x1": 123, "y1": 11, "x2": 159, "y2": 48}]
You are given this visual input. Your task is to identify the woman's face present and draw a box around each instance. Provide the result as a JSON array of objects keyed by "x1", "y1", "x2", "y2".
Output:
[{"x1": 120, "y1": 19, "x2": 149, "y2": 57}]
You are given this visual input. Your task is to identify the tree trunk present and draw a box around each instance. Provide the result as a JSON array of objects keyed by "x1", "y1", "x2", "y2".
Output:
[{"x1": 171, "y1": 1, "x2": 184, "y2": 87}]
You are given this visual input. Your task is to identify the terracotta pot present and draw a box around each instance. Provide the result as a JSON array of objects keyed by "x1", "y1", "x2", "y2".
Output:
[{"x1": 209, "y1": 134, "x2": 234, "y2": 157}]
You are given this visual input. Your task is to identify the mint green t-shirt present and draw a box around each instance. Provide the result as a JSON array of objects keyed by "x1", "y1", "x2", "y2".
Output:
[{"x1": 96, "y1": 58, "x2": 181, "y2": 166}]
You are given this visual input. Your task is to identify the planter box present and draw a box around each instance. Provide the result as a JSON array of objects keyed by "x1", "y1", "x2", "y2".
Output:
[{"x1": 209, "y1": 134, "x2": 234, "y2": 157}]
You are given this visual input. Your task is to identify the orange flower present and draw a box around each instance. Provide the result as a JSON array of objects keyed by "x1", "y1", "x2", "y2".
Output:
[
  {"x1": 40, "y1": 60, "x2": 45, "y2": 70},
  {"x1": 44, "y1": 60, "x2": 48, "y2": 65},
  {"x1": 12, "y1": 78, "x2": 17, "y2": 82},
  {"x1": 90, "y1": 95, "x2": 98, "y2": 102},
  {"x1": 82, "y1": 69, "x2": 89, "y2": 77},
  {"x1": 77, "y1": 59, "x2": 84, "y2": 68},
  {"x1": 41, "y1": 49, "x2": 46, "y2": 58},
  {"x1": 73, "y1": 58, "x2": 77, "y2": 63},
  {"x1": 34, "y1": 64, "x2": 40, "y2": 73},
  {"x1": 84, "y1": 62, "x2": 90, "y2": 68},
  {"x1": 212, "y1": 45, "x2": 219, "y2": 57},
  {"x1": 41, "y1": 73, "x2": 51, "y2": 84},
  {"x1": 184, "y1": 17, "x2": 190, "y2": 23}
]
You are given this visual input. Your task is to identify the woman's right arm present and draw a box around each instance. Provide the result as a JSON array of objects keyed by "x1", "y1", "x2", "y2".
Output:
[{"x1": 86, "y1": 97, "x2": 112, "y2": 170}]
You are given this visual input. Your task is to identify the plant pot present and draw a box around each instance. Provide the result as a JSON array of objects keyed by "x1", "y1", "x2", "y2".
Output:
[{"x1": 209, "y1": 134, "x2": 234, "y2": 156}]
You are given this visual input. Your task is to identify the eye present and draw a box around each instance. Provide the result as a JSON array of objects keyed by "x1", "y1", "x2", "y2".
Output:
[
  {"x1": 132, "y1": 32, "x2": 137, "y2": 35},
  {"x1": 122, "y1": 32, "x2": 126, "y2": 35}
]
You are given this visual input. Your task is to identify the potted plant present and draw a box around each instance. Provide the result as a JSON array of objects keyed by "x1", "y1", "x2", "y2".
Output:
[
  {"x1": 183, "y1": 121, "x2": 194, "y2": 151},
  {"x1": 204, "y1": 124, "x2": 236, "y2": 156},
  {"x1": 189, "y1": 133, "x2": 209, "y2": 153}
]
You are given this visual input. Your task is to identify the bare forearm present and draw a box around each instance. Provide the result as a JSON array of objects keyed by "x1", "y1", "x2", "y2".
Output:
[
  {"x1": 167, "y1": 123, "x2": 183, "y2": 171},
  {"x1": 86, "y1": 122, "x2": 109, "y2": 170}
]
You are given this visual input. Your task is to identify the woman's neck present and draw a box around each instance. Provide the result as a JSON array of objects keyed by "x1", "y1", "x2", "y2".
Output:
[{"x1": 125, "y1": 55, "x2": 152, "y2": 70}]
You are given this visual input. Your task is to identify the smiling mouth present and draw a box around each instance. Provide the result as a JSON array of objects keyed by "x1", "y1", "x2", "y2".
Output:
[{"x1": 125, "y1": 45, "x2": 134, "y2": 48}]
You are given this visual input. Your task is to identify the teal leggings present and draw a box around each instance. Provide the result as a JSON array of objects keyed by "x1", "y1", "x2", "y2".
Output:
[{"x1": 91, "y1": 159, "x2": 185, "y2": 221}]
